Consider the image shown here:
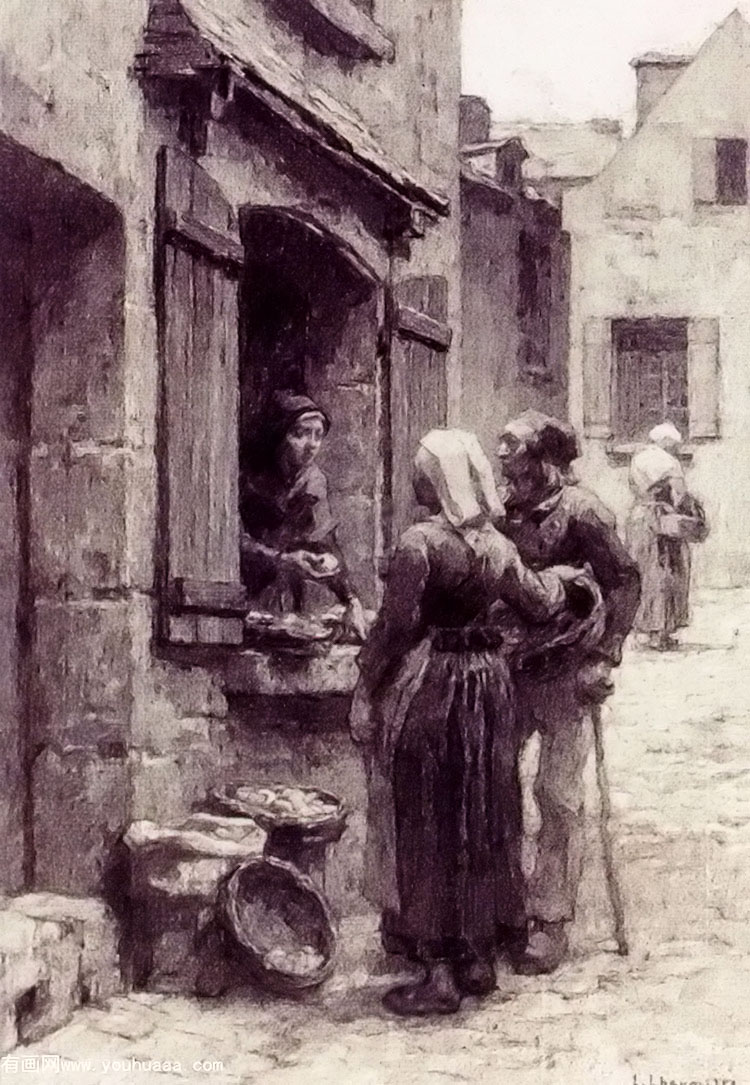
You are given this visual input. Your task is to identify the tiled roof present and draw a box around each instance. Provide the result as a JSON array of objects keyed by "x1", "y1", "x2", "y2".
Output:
[
  {"x1": 137, "y1": 0, "x2": 449, "y2": 215},
  {"x1": 487, "y1": 120, "x2": 622, "y2": 183}
]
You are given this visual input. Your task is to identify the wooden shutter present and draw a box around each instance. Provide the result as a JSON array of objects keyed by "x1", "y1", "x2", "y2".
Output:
[
  {"x1": 157, "y1": 146, "x2": 246, "y2": 645},
  {"x1": 693, "y1": 138, "x2": 717, "y2": 205},
  {"x1": 388, "y1": 275, "x2": 451, "y2": 546},
  {"x1": 582, "y1": 318, "x2": 613, "y2": 438},
  {"x1": 688, "y1": 317, "x2": 721, "y2": 439}
]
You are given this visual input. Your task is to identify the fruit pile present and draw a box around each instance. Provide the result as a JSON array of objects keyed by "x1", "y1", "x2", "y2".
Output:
[
  {"x1": 264, "y1": 944, "x2": 325, "y2": 975},
  {"x1": 235, "y1": 785, "x2": 339, "y2": 822}
]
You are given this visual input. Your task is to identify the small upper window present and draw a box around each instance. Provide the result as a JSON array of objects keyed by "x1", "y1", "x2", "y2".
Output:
[{"x1": 716, "y1": 138, "x2": 747, "y2": 205}]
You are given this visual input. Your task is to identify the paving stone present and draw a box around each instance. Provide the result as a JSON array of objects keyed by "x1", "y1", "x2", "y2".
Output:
[{"x1": 6, "y1": 590, "x2": 750, "y2": 1081}]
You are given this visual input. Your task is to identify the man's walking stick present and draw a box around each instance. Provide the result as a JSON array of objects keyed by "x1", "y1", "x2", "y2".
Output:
[{"x1": 591, "y1": 704, "x2": 629, "y2": 956}]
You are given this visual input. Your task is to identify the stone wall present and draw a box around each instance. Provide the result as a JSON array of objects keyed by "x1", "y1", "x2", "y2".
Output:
[
  {"x1": 0, "y1": 894, "x2": 120, "y2": 1054},
  {"x1": 0, "y1": 0, "x2": 461, "y2": 910},
  {"x1": 460, "y1": 180, "x2": 569, "y2": 457}
]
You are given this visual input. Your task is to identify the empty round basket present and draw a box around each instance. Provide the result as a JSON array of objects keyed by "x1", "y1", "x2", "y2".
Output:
[{"x1": 221, "y1": 856, "x2": 336, "y2": 992}]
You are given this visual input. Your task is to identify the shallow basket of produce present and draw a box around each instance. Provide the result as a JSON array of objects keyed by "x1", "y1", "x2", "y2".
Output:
[
  {"x1": 221, "y1": 856, "x2": 336, "y2": 992},
  {"x1": 209, "y1": 784, "x2": 348, "y2": 844}
]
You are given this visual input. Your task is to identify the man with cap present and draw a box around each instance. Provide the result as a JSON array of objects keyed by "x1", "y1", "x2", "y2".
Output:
[{"x1": 495, "y1": 410, "x2": 641, "y2": 974}]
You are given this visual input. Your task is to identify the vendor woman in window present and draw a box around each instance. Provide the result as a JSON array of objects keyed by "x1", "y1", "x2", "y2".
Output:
[{"x1": 240, "y1": 390, "x2": 367, "y2": 640}]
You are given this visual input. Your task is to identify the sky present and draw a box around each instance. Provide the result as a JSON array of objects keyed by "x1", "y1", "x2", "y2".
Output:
[{"x1": 462, "y1": 0, "x2": 747, "y2": 126}]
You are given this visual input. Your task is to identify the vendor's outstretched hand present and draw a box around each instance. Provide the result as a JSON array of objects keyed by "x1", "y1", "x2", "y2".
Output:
[{"x1": 281, "y1": 550, "x2": 339, "y2": 580}]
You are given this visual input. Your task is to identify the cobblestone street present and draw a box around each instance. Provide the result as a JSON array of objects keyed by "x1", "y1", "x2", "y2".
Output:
[{"x1": 7, "y1": 590, "x2": 750, "y2": 1085}]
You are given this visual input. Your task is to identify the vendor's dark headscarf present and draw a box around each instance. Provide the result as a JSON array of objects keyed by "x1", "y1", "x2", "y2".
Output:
[{"x1": 242, "y1": 390, "x2": 331, "y2": 472}]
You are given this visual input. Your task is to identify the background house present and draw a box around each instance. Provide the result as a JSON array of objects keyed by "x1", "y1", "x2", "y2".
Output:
[
  {"x1": 459, "y1": 97, "x2": 570, "y2": 454},
  {"x1": 565, "y1": 9, "x2": 750, "y2": 588},
  {"x1": 0, "y1": 0, "x2": 462, "y2": 958}
]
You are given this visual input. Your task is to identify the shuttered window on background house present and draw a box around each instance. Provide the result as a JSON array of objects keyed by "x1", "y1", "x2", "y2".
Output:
[
  {"x1": 156, "y1": 146, "x2": 247, "y2": 645},
  {"x1": 582, "y1": 315, "x2": 720, "y2": 443},
  {"x1": 693, "y1": 137, "x2": 749, "y2": 205},
  {"x1": 613, "y1": 319, "x2": 689, "y2": 440},
  {"x1": 388, "y1": 275, "x2": 451, "y2": 546},
  {"x1": 716, "y1": 139, "x2": 748, "y2": 205}
]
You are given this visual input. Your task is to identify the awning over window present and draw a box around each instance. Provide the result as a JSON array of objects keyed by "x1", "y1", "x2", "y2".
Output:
[{"x1": 136, "y1": 0, "x2": 450, "y2": 219}]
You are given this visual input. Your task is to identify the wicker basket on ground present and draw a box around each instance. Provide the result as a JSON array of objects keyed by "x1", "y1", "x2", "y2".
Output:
[{"x1": 221, "y1": 856, "x2": 336, "y2": 992}]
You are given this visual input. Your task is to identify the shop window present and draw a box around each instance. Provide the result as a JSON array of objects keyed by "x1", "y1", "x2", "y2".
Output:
[
  {"x1": 239, "y1": 208, "x2": 382, "y2": 610},
  {"x1": 155, "y1": 150, "x2": 451, "y2": 648}
]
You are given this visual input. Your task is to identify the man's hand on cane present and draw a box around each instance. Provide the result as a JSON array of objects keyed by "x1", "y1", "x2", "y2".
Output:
[{"x1": 577, "y1": 658, "x2": 615, "y2": 705}]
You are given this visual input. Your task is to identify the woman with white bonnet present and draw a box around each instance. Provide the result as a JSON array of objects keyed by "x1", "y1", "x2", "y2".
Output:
[
  {"x1": 349, "y1": 429, "x2": 581, "y2": 1016},
  {"x1": 626, "y1": 422, "x2": 708, "y2": 651}
]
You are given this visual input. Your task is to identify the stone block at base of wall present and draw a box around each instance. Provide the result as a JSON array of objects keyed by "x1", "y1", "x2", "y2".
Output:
[
  {"x1": 0, "y1": 894, "x2": 121, "y2": 1055},
  {"x1": 31, "y1": 747, "x2": 131, "y2": 896}
]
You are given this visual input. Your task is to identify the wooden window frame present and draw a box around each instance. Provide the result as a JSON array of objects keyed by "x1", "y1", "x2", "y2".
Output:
[
  {"x1": 612, "y1": 318, "x2": 689, "y2": 442},
  {"x1": 583, "y1": 315, "x2": 721, "y2": 445}
]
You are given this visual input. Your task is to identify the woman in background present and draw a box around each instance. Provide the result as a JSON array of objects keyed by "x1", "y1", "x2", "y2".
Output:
[
  {"x1": 350, "y1": 429, "x2": 579, "y2": 1016},
  {"x1": 626, "y1": 423, "x2": 708, "y2": 651}
]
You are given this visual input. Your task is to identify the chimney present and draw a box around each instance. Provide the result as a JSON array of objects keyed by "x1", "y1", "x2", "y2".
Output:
[
  {"x1": 460, "y1": 95, "x2": 491, "y2": 146},
  {"x1": 630, "y1": 53, "x2": 692, "y2": 128}
]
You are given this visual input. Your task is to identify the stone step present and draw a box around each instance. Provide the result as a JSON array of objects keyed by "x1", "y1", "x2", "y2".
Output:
[{"x1": 0, "y1": 894, "x2": 121, "y2": 1055}]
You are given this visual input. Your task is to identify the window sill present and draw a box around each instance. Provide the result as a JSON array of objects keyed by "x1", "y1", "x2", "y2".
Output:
[
  {"x1": 694, "y1": 201, "x2": 750, "y2": 215},
  {"x1": 269, "y1": 0, "x2": 395, "y2": 61},
  {"x1": 605, "y1": 441, "x2": 695, "y2": 467},
  {"x1": 221, "y1": 643, "x2": 360, "y2": 696}
]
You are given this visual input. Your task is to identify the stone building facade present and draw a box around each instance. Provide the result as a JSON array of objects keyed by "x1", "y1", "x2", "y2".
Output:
[
  {"x1": 0, "y1": 0, "x2": 462, "y2": 931},
  {"x1": 459, "y1": 98, "x2": 569, "y2": 454},
  {"x1": 565, "y1": 11, "x2": 750, "y2": 587}
]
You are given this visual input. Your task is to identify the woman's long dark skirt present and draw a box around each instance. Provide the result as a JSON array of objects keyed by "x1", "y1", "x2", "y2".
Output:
[{"x1": 384, "y1": 648, "x2": 525, "y2": 962}]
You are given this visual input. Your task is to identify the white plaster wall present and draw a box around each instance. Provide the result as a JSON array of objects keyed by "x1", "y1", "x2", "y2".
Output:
[{"x1": 565, "y1": 12, "x2": 750, "y2": 587}]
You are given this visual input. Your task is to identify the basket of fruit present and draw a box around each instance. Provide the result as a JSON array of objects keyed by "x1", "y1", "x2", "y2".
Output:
[
  {"x1": 209, "y1": 784, "x2": 347, "y2": 845},
  {"x1": 221, "y1": 856, "x2": 336, "y2": 991}
]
